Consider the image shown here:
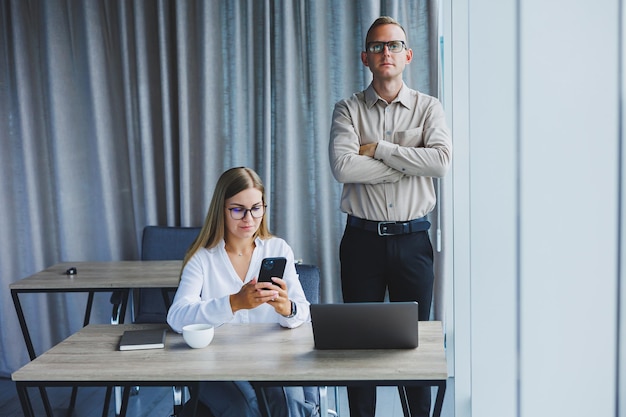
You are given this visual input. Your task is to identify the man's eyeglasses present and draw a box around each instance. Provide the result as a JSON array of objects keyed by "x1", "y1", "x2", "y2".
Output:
[
  {"x1": 226, "y1": 205, "x2": 266, "y2": 220},
  {"x1": 366, "y1": 40, "x2": 407, "y2": 54}
]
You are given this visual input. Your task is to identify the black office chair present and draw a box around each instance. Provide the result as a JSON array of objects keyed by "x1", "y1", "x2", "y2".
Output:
[
  {"x1": 109, "y1": 226, "x2": 201, "y2": 417},
  {"x1": 110, "y1": 225, "x2": 200, "y2": 324},
  {"x1": 109, "y1": 226, "x2": 201, "y2": 324},
  {"x1": 135, "y1": 226, "x2": 201, "y2": 322}
]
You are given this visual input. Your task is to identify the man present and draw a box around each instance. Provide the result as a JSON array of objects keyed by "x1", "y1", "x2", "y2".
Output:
[{"x1": 328, "y1": 16, "x2": 452, "y2": 417}]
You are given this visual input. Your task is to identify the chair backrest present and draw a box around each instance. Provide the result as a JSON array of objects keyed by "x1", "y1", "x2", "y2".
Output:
[
  {"x1": 295, "y1": 263, "x2": 320, "y2": 304},
  {"x1": 135, "y1": 226, "x2": 201, "y2": 323},
  {"x1": 141, "y1": 226, "x2": 202, "y2": 261}
]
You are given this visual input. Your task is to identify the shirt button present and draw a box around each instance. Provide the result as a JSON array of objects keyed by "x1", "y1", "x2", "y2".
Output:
[{"x1": 389, "y1": 203, "x2": 393, "y2": 208}]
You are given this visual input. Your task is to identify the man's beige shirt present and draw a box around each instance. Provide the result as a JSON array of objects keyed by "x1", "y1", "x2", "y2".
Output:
[{"x1": 329, "y1": 83, "x2": 452, "y2": 222}]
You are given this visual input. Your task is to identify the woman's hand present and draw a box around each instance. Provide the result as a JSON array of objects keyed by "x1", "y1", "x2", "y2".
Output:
[
  {"x1": 256, "y1": 277, "x2": 292, "y2": 316},
  {"x1": 229, "y1": 279, "x2": 278, "y2": 313}
]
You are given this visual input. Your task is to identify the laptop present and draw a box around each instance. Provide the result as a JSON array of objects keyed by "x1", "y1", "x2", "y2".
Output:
[{"x1": 310, "y1": 302, "x2": 419, "y2": 349}]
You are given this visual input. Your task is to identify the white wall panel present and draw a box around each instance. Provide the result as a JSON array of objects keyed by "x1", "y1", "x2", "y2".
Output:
[
  {"x1": 621, "y1": 4, "x2": 626, "y2": 412},
  {"x1": 443, "y1": 0, "x2": 471, "y2": 414},
  {"x1": 446, "y1": 1, "x2": 621, "y2": 416},
  {"x1": 467, "y1": 0, "x2": 519, "y2": 416},
  {"x1": 518, "y1": 2, "x2": 619, "y2": 416}
]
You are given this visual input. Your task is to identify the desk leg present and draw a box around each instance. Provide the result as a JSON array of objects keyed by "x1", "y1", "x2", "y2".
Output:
[
  {"x1": 12, "y1": 290, "x2": 36, "y2": 360},
  {"x1": 37, "y1": 386, "x2": 55, "y2": 417},
  {"x1": 119, "y1": 289, "x2": 129, "y2": 324},
  {"x1": 397, "y1": 386, "x2": 411, "y2": 417},
  {"x1": 102, "y1": 387, "x2": 113, "y2": 417},
  {"x1": 83, "y1": 291, "x2": 95, "y2": 327},
  {"x1": 67, "y1": 385, "x2": 79, "y2": 417},
  {"x1": 12, "y1": 291, "x2": 54, "y2": 417},
  {"x1": 432, "y1": 381, "x2": 447, "y2": 417},
  {"x1": 109, "y1": 290, "x2": 129, "y2": 417},
  {"x1": 398, "y1": 382, "x2": 446, "y2": 417},
  {"x1": 118, "y1": 385, "x2": 132, "y2": 417},
  {"x1": 16, "y1": 383, "x2": 35, "y2": 417}
]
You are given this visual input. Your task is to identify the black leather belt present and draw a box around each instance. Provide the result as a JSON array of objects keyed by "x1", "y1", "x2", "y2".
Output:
[{"x1": 347, "y1": 215, "x2": 430, "y2": 236}]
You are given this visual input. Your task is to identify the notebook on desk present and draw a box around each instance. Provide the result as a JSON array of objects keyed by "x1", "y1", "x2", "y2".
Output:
[{"x1": 310, "y1": 302, "x2": 419, "y2": 349}]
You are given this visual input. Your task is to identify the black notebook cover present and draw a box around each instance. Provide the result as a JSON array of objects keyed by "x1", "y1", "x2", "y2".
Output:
[{"x1": 119, "y1": 328, "x2": 166, "y2": 351}]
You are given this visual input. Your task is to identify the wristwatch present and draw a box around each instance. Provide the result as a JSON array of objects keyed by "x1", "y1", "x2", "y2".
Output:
[{"x1": 284, "y1": 300, "x2": 297, "y2": 318}]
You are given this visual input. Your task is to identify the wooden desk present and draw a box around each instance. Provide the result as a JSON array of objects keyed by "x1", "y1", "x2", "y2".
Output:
[
  {"x1": 10, "y1": 261, "x2": 182, "y2": 359},
  {"x1": 10, "y1": 261, "x2": 182, "y2": 417},
  {"x1": 12, "y1": 322, "x2": 448, "y2": 417}
]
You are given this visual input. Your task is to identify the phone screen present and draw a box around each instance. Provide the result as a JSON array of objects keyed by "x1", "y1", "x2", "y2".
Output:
[{"x1": 257, "y1": 257, "x2": 287, "y2": 283}]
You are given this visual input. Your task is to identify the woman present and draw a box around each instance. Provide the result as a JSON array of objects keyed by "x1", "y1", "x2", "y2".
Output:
[{"x1": 167, "y1": 167, "x2": 318, "y2": 417}]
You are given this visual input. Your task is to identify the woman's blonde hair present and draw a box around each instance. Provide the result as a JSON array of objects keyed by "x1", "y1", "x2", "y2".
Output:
[{"x1": 181, "y1": 167, "x2": 272, "y2": 271}]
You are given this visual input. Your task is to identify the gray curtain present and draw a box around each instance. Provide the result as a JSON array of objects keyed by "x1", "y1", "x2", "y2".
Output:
[{"x1": 0, "y1": 0, "x2": 439, "y2": 377}]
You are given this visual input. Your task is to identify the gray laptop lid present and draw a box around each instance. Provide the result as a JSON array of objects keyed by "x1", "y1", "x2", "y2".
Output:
[{"x1": 310, "y1": 302, "x2": 419, "y2": 349}]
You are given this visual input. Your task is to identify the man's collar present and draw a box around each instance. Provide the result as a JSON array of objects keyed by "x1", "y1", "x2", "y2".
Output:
[{"x1": 364, "y1": 83, "x2": 411, "y2": 109}]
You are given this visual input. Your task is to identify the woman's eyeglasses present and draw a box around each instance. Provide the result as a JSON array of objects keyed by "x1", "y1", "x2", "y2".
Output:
[
  {"x1": 226, "y1": 205, "x2": 266, "y2": 220},
  {"x1": 366, "y1": 40, "x2": 407, "y2": 54}
]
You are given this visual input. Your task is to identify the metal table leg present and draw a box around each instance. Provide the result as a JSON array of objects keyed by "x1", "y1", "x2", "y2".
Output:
[
  {"x1": 11, "y1": 290, "x2": 54, "y2": 417},
  {"x1": 432, "y1": 381, "x2": 447, "y2": 417},
  {"x1": 110, "y1": 289, "x2": 130, "y2": 416},
  {"x1": 397, "y1": 386, "x2": 411, "y2": 417},
  {"x1": 398, "y1": 382, "x2": 447, "y2": 417},
  {"x1": 16, "y1": 383, "x2": 35, "y2": 417}
]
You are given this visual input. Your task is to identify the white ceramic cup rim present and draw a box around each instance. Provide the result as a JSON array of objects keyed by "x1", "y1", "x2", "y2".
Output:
[{"x1": 183, "y1": 324, "x2": 213, "y2": 332}]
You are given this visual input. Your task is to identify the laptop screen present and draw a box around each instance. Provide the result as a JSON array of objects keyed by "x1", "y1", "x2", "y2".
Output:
[{"x1": 310, "y1": 302, "x2": 419, "y2": 349}]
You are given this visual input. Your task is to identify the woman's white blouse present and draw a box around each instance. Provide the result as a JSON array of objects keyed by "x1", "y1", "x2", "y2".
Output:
[{"x1": 167, "y1": 237, "x2": 310, "y2": 333}]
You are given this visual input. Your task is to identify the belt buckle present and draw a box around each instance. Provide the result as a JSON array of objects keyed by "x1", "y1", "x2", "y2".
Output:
[{"x1": 377, "y1": 221, "x2": 396, "y2": 236}]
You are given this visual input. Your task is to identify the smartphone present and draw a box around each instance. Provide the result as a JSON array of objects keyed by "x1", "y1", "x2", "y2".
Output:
[{"x1": 257, "y1": 257, "x2": 287, "y2": 284}]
